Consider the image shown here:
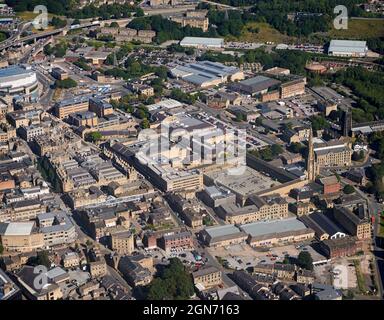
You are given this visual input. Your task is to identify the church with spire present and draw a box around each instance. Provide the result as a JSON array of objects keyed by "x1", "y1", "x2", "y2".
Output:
[{"x1": 306, "y1": 128, "x2": 319, "y2": 181}]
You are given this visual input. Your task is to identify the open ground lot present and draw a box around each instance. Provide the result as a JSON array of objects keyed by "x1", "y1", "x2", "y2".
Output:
[
  {"x1": 208, "y1": 242, "x2": 328, "y2": 271},
  {"x1": 330, "y1": 253, "x2": 378, "y2": 297}
]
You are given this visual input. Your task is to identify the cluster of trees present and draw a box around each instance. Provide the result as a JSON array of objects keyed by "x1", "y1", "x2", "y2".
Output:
[
  {"x1": 27, "y1": 250, "x2": 51, "y2": 269},
  {"x1": 6, "y1": 0, "x2": 73, "y2": 15},
  {"x1": 249, "y1": 0, "x2": 367, "y2": 37},
  {"x1": 234, "y1": 112, "x2": 247, "y2": 122},
  {"x1": 6, "y1": 0, "x2": 137, "y2": 19},
  {"x1": 87, "y1": 131, "x2": 102, "y2": 143},
  {"x1": 104, "y1": 56, "x2": 169, "y2": 82},
  {"x1": 124, "y1": 57, "x2": 153, "y2": 78},
  {"x1": 365, "y1": 132, "x2": 384, "y2": 197},
  {"x1": 367, "y1": 37, "x2": 384, "y2": 55},
  {"x1": 146, "y1": 258, "x2": 194, "y2": 300},
  {"x1": 73, "y1": 57, "x2": 92, "y2": 71},
  {"x1": 200, "y1": 0, "x2": 377, "y2": 39},
  {"x1": 170, "y1": 89, "x2": 196, "y2": 105},
  {"x1": 288, "y1": 142, "x2": 307, "y2": 156},
  {"x1": 50, "y1": 16, "x2": 67, "y2": 28},
  {"x1": 167, "y1": 44, "x2": 195, "y2": 56},
  {"x1": 128, "y1": 15, "x2": 215, "y2": 44},
  {"x1": 105, "y1": 43, "x2": 133, "y2": 65},
  {"x1": 197, "y1": 51, "x2": 237, "y2": 64},
  {"x1": 343, "y1": 185, "x2": 355, "y2": 194},
  {"x1": 310, "y1": 115, "x2": 330, "y2": 133},
  {"x1": 55, "y1": 78, "x2": 77, "y2": 88},
  {"x1": 352, "y1": 150, "x2": 365, "y2": 162},
  {"x1": 296, "y1": 251, "x2": 314, "y2": 271},
  {"x1": 332, "y1": 67, "x2": 384, "y2": 123},
  {"x1": 0, "y1": 32, "x2": 7, "y2": 42},
  {"x1": 249, "y1": 144, "x2": 284, "y2": 161},
  {"x1": 207, "y1": 10, "x2": 255, "y2": 37},
  {"x1": 43, "y1": 42, "x2": 67, "y2": 58},
  {"x1": 110, "y1": 95, "x2": 151, "y2": 128},
  {"x1": 200, "y1": 48, "x2": 313, "y2": 75}
]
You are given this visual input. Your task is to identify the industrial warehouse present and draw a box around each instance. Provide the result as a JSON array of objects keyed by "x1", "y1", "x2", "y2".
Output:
[
  {"x1": 170, "y1": 60, "x2": 244, "y2": 88},
  {"x1": 327, "y1": 39, "x2": 368, "y2": 57}
]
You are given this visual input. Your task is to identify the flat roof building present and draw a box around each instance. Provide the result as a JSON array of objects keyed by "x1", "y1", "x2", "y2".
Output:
[
  {"x1": 180, "y1": 37, "x2": 224, "y2": 49},
  {"x1": 229, "y1": 76, "x2": 281, "y2": 96},
  {"x1": 199, "y1": 224, "x2": 248, "y2": 247},
  {"x1": 240, "y1": 217, "x2": 314, "y2": 247},
  {"x1": 0, "y1": 221, "x2": 44, "y2": 252},
  {"x1": 328, "y1": 40, "x2": 368, "y2": 57},
  {"x1": 170, "y1": 60, "x2": 244, "y2": 88}
]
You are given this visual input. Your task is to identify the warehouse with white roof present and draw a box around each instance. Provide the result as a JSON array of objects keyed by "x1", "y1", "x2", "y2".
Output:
[
  {"x1": 328, "y1": 39, "x2": 368, "y2": 57},
  {"x1": 180, "y1": 36, "x2": 224, "y2": 49},
  {"x1": 170, "y1": 60, "x2": 244, "y2": 88}
]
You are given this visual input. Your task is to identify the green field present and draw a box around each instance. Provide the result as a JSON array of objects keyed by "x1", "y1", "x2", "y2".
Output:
[
  {"x1": 226, "y1": 22, "x2": 295, "y2": 44},
  {"x1": 328, "y1": 18, "x2": 384, "y2": 39}
]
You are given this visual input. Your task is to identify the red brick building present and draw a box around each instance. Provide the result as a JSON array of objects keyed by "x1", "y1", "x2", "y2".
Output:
[
  {"x1": 319, "y1": 236, "x2": 362, "y2": 259},
  {"x1": 318, "y1": 176, "x2": 340, "y2": 195},
  {"x1": 143, "y1": 232, "x2": 157, "y2": 249},
  {"x1": 159, "y1": 230, "x2": 193, "y2": 252}
]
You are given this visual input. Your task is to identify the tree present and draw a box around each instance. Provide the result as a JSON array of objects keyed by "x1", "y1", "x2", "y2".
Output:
[
  {"x1": 288, "y1": 142, "x2": 305, "y2": 154},
  {"x1": 343, "y1": 185, "x2": 355, "y2": 194},
  {"x1": 55, "y1": 78, "x2": 77, "y2": 88},
  {"x1": 110, "y1": 21, "x2": 119, "y2": 28},
  {"x1": 255, "y1": 117, "x2": 263, "y2": 126},
  {"x1": 88, "y1": 131, "x2": 102, "y2": 142},
  {"x1": 146, "y1": 258, "x2": 194, "y2": 300},
  {"x1": 51, "y1": 16, "x2": 67, "y2": 28},
  {"x1": 310, "y1": 115, "x2": 330, "y2": 133},
  {"x1": 271, "y1": 144, "x2": 283, "y2": 156},
  {"x1": 352, "y1": 150, "x2": 365, "y2": 162},
  {"x1": 297, "y1": 251, "x2": 313, "y2": 271},
  {"x1": 135, "y1": 7, "x2": 145, "y2": 17},
  {"x1": 36, "y1": 251, "x2": 51, "y2": 269},
  {"x1": 235, "y1": 113, "x2": 244, "y2": 122},
  {"x1": 141, "y1": 118, "x2": 150, "y2": 129}
]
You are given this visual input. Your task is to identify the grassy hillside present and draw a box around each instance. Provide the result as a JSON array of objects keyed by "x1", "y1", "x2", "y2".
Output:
[
  {"x1": 226, "y1": 22, "x2": 296, "y2": 43},
  {"x1": 328, "y1": 18, "x2": 384, "y2": 39}
]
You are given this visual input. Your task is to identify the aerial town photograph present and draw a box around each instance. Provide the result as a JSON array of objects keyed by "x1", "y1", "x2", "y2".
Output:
[{"x1": 0, "y1": 0, "x2": 383, "y2": 312}]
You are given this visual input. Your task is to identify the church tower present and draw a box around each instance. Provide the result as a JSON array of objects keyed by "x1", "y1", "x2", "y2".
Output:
[{"x1": 307, "y1": 129, "x2": 318, "y2": 181}]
